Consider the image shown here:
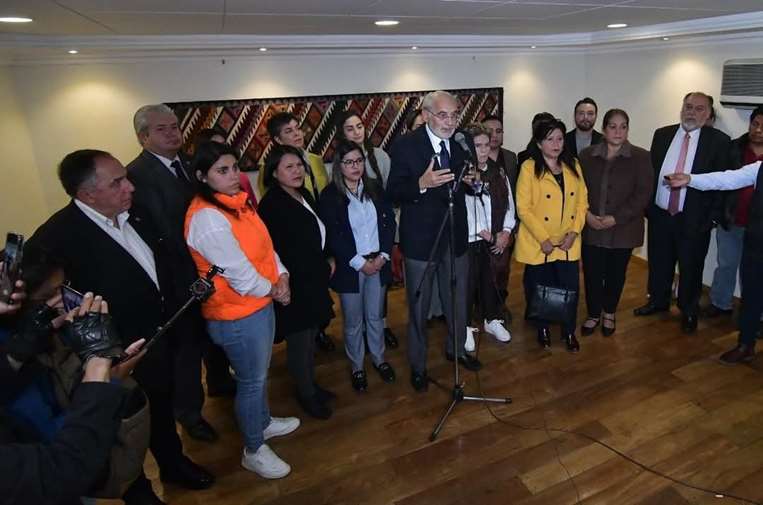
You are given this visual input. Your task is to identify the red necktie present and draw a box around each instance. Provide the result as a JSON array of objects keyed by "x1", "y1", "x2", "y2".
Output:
[{"x1": 667, "y1": 132, "x2": 691, "y2": 216}]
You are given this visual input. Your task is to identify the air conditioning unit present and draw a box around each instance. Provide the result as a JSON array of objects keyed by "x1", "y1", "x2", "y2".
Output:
[{"x1": 720, "y1": 59, "x2": 763, "y2": 109}]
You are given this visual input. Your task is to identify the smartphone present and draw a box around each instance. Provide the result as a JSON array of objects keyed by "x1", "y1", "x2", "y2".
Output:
[
  {"x1": 1, "y1": 232, "x2": 24, "y2": 304},
  {"x1": 61, "y1": 284, "x2": 85, "y2": 312}
]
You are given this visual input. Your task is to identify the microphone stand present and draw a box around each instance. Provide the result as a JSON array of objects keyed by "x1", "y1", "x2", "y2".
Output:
[{"x1": 414, "y1": 145, "x2": 511, "y2": 443}]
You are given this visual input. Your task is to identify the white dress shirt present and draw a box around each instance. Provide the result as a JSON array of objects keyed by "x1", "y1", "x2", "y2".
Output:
[
  {"x1": 655, "y1": 126, "x2": 701, "y2": 212},
  {"x1": 465, "y1": 174, "x2": 516, "y2": 243},
  {"x1": 688, "y1": 161, "x2": 762, "y2": 191},
  {"x1": 186, "y1": 207, "x2": 288, "y2": 298},
  {"x1": 74, "y1": 199, "x2": 159, "y2": 289},
  {"x1": 419, "y1": 124, "x2": 452, "y2": 194}
]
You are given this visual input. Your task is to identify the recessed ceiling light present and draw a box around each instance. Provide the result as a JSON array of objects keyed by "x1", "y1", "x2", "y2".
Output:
[
  {"x1": 68, "y1": 49, "x2": 78, "y2": 54},
  {"x1": 662, "y1": 36, "x2": 670, "y2": 41},
  {"x1": 0, "y1": 16, "x2": 33, "y2": 23},
  {"x1": 607, "y1": 23, "x2": 628, "y2": 28},
  {"x1": 375, "y1": 20, "x2": 399, "y2": 26},
  {"x1": 530, "y1": 45, "x2": 537, "y2": 49},
  {"x1": 259, "y1": 47, "x2": 267, "y2": 52},
  {"x1": 411, "y1": 46, "x2": 418, "y2": 50}
]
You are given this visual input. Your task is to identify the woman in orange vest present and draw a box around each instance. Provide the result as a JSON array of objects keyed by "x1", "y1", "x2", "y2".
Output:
[{"x1": 184, "y1": 141, "x2": 300, "y2": 480}]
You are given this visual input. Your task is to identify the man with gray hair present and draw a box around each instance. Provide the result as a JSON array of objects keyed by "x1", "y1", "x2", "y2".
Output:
[
  {"x1": 388, "y1": 90, "x2": 482, "y2": 393},
  {"x1": 126, "y1": 104, "x2": 232, "y2": 443}
]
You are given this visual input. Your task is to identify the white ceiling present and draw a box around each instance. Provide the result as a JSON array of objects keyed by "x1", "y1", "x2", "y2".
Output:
[{"x1": 0, "y1": 0, "x2": 762, "y2": 36}]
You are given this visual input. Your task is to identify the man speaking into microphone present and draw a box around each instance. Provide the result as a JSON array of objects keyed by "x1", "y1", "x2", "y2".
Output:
[{"x1": 388, "y1": 90, "x2": 482, "y2": 393}]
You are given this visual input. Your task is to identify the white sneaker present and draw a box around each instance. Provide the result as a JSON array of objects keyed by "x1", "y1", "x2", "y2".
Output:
[
  {"x1": 484, "y1": 319, "x2": 512, "y2": 343},
  {"x1": 465, "y1": 326, "x2": 478, "y2": 352},
  {"x1": 263, "y1": 416, "x2": 300, "y2": 440},
  {"x1": 242, "y1": 444, "x2": 291, "y2": 479}
]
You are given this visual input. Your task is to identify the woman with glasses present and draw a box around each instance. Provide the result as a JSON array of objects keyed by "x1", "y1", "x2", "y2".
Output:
[
  {"x1": 319, "y1": 140, "x2": 396, "y2": 392},
  {"x1": 578, "y1": 109, "x2": 653, "y2": 337},
  {"x1": 334, "y1": 110, "x2": 400, "y2": 348},
  {"x1": 515, "y1": 118, "x2": 588, "y2": 352}
]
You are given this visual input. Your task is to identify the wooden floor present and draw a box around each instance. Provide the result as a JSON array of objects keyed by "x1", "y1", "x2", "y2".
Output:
[{"x1": 105, "y1": 259, "x2": 763, "y2": 505}]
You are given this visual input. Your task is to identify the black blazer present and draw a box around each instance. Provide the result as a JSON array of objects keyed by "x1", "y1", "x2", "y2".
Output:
[
  {"x1": 564, "y1": 129, "x2": 603, "y2": 157},
  {"x1": 387, "y1": 127, "x2": 470, "y2": 260},
  {"x1": 126, "y1": 150, "x2": 198, "y2": 301},
  {"x1": 258, "y1": 186, "x2": 333, "y2": 338},
  {"x1": 648, "y1": 124, "x2": 731, "y2": 234},
  {"x1": 318, "y1": 182, "x2": 396, "y2": 293},
  {"x1": 26, "y1": 202, "x2": 176, "y2": 382}
]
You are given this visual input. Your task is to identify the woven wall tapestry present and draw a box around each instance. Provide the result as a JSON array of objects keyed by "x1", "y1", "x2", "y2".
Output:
[{"x1": 168, "y1": 87, "x2": 502, "y2": 171}]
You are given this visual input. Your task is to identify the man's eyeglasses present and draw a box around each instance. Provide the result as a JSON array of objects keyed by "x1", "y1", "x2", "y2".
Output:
[
  {"x1": 341, "y1": 158, "x2": 365, "y2": 167},
  {"x1": 426, "y1": 109, "x2": 461, "y2": 122}
]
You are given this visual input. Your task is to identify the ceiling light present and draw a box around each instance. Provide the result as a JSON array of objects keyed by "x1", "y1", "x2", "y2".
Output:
[
  {"x1": 0, "y1": 16, "x2": 33, "y2": 23},
  {"x1": 530, "y1": 45, "x2": 537, "y2": 49},
  {"x1": 259, "y1": 47, "x2": 267, "y2": 52},
  {"x1": 411, "y1": 46, "x2": 418, "y2": 50},
  {"x1": 375, "y1": 20, "x2": 399, "y2": 26},
  {"x1": 662, "y1": 37, "x2": 670, "y2": 41},
  {"x1": 68, "y1": 49, "x2": 78, "y2": 54},
  {"x1": 607, "y1": 23, "x2": 628, "y2": 28}
]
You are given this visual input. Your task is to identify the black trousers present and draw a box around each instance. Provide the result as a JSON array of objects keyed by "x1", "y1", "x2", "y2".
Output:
[
  {"x1": 170, "y1": 312, "x2": 205, "y2": 425},
  {"x1": 738, "y1": 250, "x2": 763, "y2": 347},
  {"x1": 467, "y1": 241, "x2": 503, "y2": 323},
  {"x1": 646, "y1": 208, "x2": 712, "y2": 316},
  {"x1": 582, "y1": 245, "x2": 633, "y2": 316},
  {"x1": 523, "y1": 260, "x2": 580, "y2": 335},
  {"x1": 285, "y1": 326, "x2": 318, "y2": 398}
]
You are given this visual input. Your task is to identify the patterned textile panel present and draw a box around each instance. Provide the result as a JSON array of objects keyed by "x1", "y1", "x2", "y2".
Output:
[{"x1": 168, "y1": 87, "x2": 502, "y2": 171}]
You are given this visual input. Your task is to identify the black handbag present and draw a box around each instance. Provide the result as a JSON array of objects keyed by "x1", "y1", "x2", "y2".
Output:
[{"x1": 527, "y1": 253, "x2": 578, "y2": 324}]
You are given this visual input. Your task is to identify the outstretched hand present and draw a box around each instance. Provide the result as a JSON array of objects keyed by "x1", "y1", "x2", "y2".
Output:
[{"x1": 665, "y1": 173, "x2": 691, "y2": 188}]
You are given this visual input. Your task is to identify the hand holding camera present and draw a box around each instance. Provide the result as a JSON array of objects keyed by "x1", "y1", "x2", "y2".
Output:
[{"x1": 60, "y1": 293, "x2": 124, "y2": 364}]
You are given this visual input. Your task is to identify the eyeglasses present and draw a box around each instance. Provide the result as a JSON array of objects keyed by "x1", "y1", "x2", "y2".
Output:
[
  {"x1": 341, "y1": 157, "x2": 365, "y2": 167},
  {"x1": 426, "y1": 108, "x2": 461, "y2": 121}
]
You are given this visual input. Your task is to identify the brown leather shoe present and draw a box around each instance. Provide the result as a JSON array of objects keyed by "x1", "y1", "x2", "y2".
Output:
[{"x1": 718, "y1": 344, "x2": 755, "y2": 366}]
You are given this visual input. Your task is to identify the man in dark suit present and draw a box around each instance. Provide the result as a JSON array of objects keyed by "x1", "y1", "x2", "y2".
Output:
[
  {"x1": 634, "y1": 92, "x2": 731, "y2": 333},
  {"x1": 564, "y1": 97, "x2": 603, "y2": 157},
  {"x1": 126, "y1": 104, "x2": 232, "y2": 442},
  {"x1": 28, "y1": 150, "x2": 214, "y2": 504},
  {"x1": 388, "y1": 90, "x2": 482, "y2": 392},
  {"x1": 483, "y1": 114, "x2": 519, "y2": 321}
]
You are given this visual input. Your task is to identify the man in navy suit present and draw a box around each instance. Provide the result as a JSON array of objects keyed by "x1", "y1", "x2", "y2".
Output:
[{"x1": 388, "y1": 90, "x2": 481, "y2": 393}]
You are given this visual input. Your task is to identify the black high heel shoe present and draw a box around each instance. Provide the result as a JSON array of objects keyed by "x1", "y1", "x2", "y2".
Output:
[
  {"x1": 602, "y1": 314, "x2": 616, "y2": 337},
  {"x1": 538, "y1": 327, "x2": 552, "y2": 350},
  {"x1": 564, "y1": 333, "x2": 580, "y2": 353},
  {"x1": 580, "y1": 317, "x2": 600, "y2": 336}
]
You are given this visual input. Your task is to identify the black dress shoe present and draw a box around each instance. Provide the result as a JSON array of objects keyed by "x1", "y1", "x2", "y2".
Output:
[
  {"x1": 123, "y1": 475, "x2": 166, "y2": 505},
  {"x1": 580, "y1": 317, "x2": 600, "y2": 337},
  {"x1": 160, "y1": 456, "x2": 215, "y2": 490},
  {"x1": 316, "y1": 330, "x2": 336, "y2": 352},
  {"x1": 633, "y1": 301, "x2": 670, "y2": 316},
  {"x1": 410, "y1": 370, "x2": 428, "y2": 392},
  {"x1": 702, "y1": 304, "x2": 733, "y2": 318},
  {"x1": 445, "y1": 352, "x2": 483, "y2": 371},
  {"x1": 351, "y1": 370, "x2": 368, "y2": 392},
  {"x1": 681, "y1": 314, "x2": 698, "y2": 334},
  {"x1": 564, "y1": 333, "x2": 580, "y2": 353},
  {"x1": 181, "y1": 418, "x2": 219, "y2": 443},
  {"x1": 538, "y1": 327, "x2": 552, "y2": 350},
  {"x1": 373, "y1": 361, "x2": 396, "y2": 383},
  {"x1": 384, "y1": 327, "x2": 399, "y2": 349},
  {"x1": 719, "y1": 344, "x2": 755, "y2": 365},
  {"x1": 297, "y1": 393, "x2": 332, "y2": 419},
  {"x1": 314, "y1": 383, "x2": 336, "y2": 402}
]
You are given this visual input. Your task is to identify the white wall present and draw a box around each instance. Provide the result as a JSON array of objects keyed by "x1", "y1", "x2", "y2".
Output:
[{"x1": 2, "y1": 33, "x2": 761, "y2": 291}]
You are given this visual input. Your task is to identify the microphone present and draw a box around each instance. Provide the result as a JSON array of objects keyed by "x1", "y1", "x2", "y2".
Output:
[{"x1": 453, "y1": 132, "x2": 473, "y2": 160}]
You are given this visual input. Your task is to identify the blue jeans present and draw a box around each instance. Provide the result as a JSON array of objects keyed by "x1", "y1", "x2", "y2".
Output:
[
  {"x1": 710, "y1": 225, "x2": 745, "y2": 310},
  {"x1": 207, "y1": 303, "x2": 275, "y2": 451}
]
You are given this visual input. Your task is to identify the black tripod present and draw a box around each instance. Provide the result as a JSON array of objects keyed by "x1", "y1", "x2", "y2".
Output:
[{"x1": 414, "y1": 153, "x2": 511, "y2": 442}]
